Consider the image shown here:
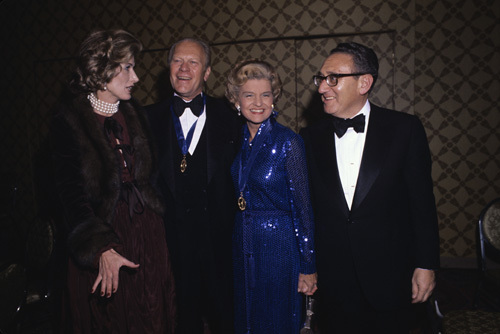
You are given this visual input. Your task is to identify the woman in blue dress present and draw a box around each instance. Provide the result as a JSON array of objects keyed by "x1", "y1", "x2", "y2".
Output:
[{"x1": 225, "y1": 59, "x2": 317, "y2": 334}]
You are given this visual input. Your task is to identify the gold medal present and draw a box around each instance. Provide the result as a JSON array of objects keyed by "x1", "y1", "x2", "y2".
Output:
[
  {"x1": 180, "y1": 155, "x2": 187, "y2": 173},
  {"x1": 238, "y1": 192, "x2": 246, "y2": 211}
]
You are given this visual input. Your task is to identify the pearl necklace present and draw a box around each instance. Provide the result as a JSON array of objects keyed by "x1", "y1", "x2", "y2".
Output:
[{"x1": 88, "y1": 93, "x2": 120, "y2": 114}]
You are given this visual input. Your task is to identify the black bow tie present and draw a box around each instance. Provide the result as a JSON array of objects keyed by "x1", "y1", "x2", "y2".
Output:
[
  {"x1": 172, "y1": 94, "x2": 204, "y2": 117},
  {"x1": 331, "y1": 114, "x2": 366, "y2": 138}
]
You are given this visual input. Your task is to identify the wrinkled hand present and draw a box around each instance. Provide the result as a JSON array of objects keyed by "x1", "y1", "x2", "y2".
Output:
[
  {"x1": 91, "y1": 248, "x2": 139, "y2": 298},
  {"x1": 411, "y1": 268, "x2": 435, "y2": 303},
  {"x1": 298, "y1": 273, "x2": 318, "y2": 295}
]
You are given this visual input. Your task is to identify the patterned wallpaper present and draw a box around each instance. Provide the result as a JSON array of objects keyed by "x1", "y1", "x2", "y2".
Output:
[
  {"x1": 415, "y1": 0, "x2": 499, "y2": 264},
  {"x1": 0, "y1": 0, "x2": 498, "y2": 266}
]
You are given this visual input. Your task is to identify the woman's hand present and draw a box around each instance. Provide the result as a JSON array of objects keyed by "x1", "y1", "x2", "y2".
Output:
[
  {"x1": 91, "y1": 248, "x2": 140, "y2": 298},
  {"x1": 298, "y1": 272, "x2": 318, "y2": 295}
]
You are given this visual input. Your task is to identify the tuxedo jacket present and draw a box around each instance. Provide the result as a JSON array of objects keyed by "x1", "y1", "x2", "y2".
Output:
[
  {"x1": 146, "y1": 95, "x2": 240, "y2": 291},
  {"x1": 300, "y1": 103, "x2": 440, "y2": 310}
]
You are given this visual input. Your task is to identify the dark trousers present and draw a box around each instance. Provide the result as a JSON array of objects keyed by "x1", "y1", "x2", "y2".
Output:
[
  {"x1": 172, "y1": 232, "x2": 234, "y2": 334},
  {"x1": 316, "y1": 289, "x2": 411, "y2": 334},
  {"x1": 175, "y1": 262, "x2": 234, "y2": 334}
]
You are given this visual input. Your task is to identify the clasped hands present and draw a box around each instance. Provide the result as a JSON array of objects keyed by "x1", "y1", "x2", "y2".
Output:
[
  {"x1": 298, "y1": 272, "x2": 318, "y2": 295},
  {"x1": 91, "y1": 248, "x2": 139, "y2": 298}
]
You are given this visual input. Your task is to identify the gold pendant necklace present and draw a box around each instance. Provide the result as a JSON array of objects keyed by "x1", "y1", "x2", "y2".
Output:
[{"x1": 238, "y1": 192, "x2": 246, "y2": 211}]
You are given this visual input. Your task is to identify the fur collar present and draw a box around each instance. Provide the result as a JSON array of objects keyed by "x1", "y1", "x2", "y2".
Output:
[{"x1": 59, "y1": 93, "x2": 164, "y2": 222}]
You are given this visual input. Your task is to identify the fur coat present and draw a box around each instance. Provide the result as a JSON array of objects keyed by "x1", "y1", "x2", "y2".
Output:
[{"x1": 51, "y1": 93, "x2": 164, "y2": 268}]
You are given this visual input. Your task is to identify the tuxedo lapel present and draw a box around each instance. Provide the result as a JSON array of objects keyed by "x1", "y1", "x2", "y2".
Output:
[
  {"x1": 352, "y1": 106, "x2": 390, "y2": 210},
  {"x1": 205, "y1": 96, "x2": 224, "y2": 185},
  {"x1": 157, "y1": 98, "x2": 176, "y2": 195},
  {"x1": 314, "y1": 121, "x2": 350, "y2": 214}
]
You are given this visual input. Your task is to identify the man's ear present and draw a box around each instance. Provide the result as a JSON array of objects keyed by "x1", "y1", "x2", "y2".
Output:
[
  {"x1": 204, "y1": 66, "x2": 212, "y2": 82},
  {"x1": 358, "y1": 74, "x2": 374, "y2": 95}
]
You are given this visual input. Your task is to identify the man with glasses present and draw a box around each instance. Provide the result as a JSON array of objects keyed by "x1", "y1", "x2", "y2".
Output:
[{"x1": 300, "y1": 42, "x2": 440, "y2": 333}]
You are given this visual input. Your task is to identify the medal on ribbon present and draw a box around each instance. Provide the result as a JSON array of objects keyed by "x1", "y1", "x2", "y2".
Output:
[
  {"x1": 180, "y1": 155, "x2": 187, "y2": 173},
  {"x1": 238, "y1": 192, "x2": 246, "y2": 211},
  {"x1": 238, "y1": 118, "x2": 273, "y2": 211},
  {"x1": 171, "y1": 95, "x2": 206, "y2": 173}
]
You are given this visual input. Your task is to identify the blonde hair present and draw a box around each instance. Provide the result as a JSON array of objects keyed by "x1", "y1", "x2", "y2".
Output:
[{"x1": 225, "y1": 59, "x2": 282, "y2": 107}]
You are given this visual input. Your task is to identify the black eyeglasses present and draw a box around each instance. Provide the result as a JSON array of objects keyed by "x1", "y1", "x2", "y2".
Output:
[{"x1": 312, "y1": 72, "x2": 369, "y2": 87}]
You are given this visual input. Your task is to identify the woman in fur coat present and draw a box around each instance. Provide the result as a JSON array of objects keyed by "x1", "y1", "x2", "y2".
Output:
[{"x1": 50, "y1": 29, "x2": 176, "y2": 333}]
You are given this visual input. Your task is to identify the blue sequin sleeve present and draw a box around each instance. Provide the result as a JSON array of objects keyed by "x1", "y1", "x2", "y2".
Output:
[{"x1": 285, "y1": 134, "x2": 317, "y2": 274}]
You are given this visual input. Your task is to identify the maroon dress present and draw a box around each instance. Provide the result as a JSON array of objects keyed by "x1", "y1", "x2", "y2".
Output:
[{"x1": 64, "y1": 111, "x2": 176, "y2": 333}]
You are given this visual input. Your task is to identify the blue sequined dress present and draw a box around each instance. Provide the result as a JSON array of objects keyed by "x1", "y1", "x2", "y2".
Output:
[{"x1": 231, "y1": 117, "x2": 316, "y2": 334}]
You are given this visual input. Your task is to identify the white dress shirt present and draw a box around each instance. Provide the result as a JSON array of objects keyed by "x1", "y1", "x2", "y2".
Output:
[
  {"x1": 175, "y1": 93, "x2": 206, "y2": 155},
  {"x1": 335, "y1": 100, "x2": 371, "y2": 209}
]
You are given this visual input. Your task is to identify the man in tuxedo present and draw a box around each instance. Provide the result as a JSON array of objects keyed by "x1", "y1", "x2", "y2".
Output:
[
  {"x1": 300, "y1": 42, "x2": 440, "y2": 333},
  {"x1": 146, "y1": 38, "x2": 240, "y2": 334}
]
